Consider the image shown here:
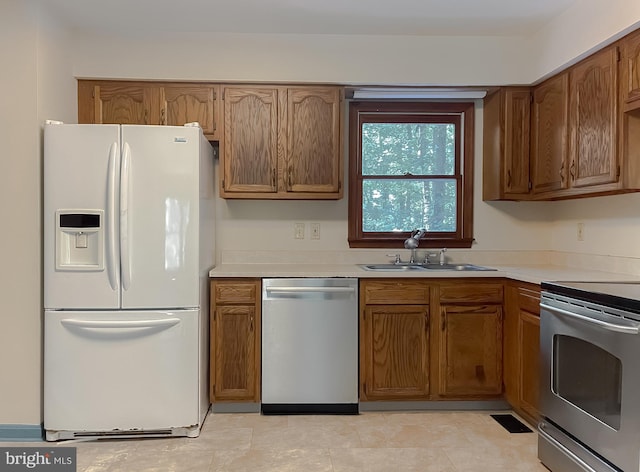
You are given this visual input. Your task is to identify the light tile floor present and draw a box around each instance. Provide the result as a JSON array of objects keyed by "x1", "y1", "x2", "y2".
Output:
[{"x1": 3, "y1": 411, "x2": 548, "y2": 471}]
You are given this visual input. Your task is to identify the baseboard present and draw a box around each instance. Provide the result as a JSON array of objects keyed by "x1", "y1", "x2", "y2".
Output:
[
  {"x1": 210, "y1": 403, "x2": 261, "y2": 414},
  {"x1": 359, "y1": 400, "x2": 510, "y2": 412},
  {"x1": 0, "y1": 424, "x2": 44, "y2": 442}
]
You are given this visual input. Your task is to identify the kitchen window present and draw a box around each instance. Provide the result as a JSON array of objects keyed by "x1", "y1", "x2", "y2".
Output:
[{"x1": 348, "y1": 101, "x2": 474, "y2": 248}]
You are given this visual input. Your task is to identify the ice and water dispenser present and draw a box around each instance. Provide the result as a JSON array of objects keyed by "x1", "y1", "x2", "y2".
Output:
[{"x1": 55, "y1": 210, "x2": 104, "y2": 270}]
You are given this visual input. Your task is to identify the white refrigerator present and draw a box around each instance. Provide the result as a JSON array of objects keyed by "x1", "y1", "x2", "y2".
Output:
[{"x1": 43, "y1": 122, "x2": 214, "y2": 441}]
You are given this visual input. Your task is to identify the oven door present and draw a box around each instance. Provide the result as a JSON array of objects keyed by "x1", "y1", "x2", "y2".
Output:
[{"x1": 540, "y1": 295, "x2": 640, "y2": 472}]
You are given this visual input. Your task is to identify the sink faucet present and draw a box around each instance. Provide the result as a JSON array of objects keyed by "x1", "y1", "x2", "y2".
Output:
[{"x1": 404, "y1": 229, "x2": 425, "y2": 263}]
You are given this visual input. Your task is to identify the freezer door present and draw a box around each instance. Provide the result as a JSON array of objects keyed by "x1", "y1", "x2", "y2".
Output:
[
  {"x1": 44, "y1": 310, "x2": 199, "y2": 433},
  {"x1": 120, "y1": 126, "x2": 200, "y2": 309},
  {"x1": 44, "y1": 124, "x2": 121, "y2": 310}
]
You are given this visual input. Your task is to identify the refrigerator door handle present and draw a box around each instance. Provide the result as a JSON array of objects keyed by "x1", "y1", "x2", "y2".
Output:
[
  {"x1": 107, "y1": 142, "x2": 120, "y2": 291},
  {"x1": 61, "y1": 318, "x2": 180, "y2": 329},
  {"x1": 120, "y1": 142, "x2": 132, "y2": 291}
]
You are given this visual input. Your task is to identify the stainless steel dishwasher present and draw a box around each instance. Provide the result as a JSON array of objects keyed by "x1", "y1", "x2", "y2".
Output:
[{"x1": 261, "y1": 278, "x2": 358, "y2": 414}]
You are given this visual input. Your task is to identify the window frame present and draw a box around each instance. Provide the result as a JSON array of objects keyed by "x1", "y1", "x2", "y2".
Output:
[{"x1": 348, "y1": 101, "x2": 475, "y2": 248}]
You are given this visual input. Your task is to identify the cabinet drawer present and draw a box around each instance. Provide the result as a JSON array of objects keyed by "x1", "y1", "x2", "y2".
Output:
[
  {"x1": 213, "y1": 280, "x2": 259, "y2": 304},
  {"x1": 361, "y1": 280, "x2": 429, "y2": 305},
  {"x1": 439, "y1": 283, "x2": 503, "y2": 304},
  {"x1": 518, "y1": 286, "x2": 541, "y2": 315}
]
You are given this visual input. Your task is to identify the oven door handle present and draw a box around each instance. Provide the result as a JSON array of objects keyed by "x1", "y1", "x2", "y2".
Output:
[{"x1": 541, "y1": 302, "x2": 640, "y2": 335}]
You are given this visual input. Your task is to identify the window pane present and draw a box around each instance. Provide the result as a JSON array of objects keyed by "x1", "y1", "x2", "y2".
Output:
[
  {"x1": 362, "y1": 123, "x2": 455, "y2": 176},
  {"x1": 362, "y1": 179, "x2": 457, "y2": 232}
]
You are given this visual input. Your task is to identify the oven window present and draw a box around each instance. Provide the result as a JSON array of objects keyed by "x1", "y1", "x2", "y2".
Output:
[{"x1": 553, "y1": 335, "x2": 622, "y2": 430}]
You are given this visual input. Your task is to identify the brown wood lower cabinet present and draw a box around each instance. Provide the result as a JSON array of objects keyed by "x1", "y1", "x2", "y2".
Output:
[
  {"x1": 438, "y1": 304, "x2": 503, "y2": 396},
  {"x1": 360, "y1": 278, "x2": 505, "y2": 402},
  {"x1": 361, "y1": 304, "x2": 430, "y2": 400},
  {"x1": 504, "y1": 281, "x2": 541, "y2": 424},
  {"x1": 435, "y1": 282, "x2": 504, "y2": 398},
  {"x1": 210, "y1": 278, "x2": 261, "y2": 402}
]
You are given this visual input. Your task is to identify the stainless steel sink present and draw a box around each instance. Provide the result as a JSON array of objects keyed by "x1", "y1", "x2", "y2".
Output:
[
  {"x1": 422, "y1": 263, "x2": 496, "y2": 271},
  {"x1": 359, "y1": 263, "x2": 428, "y2": 271},
  {"x1": 359, "y1": 263, "x2": 496, "y2": 272}
]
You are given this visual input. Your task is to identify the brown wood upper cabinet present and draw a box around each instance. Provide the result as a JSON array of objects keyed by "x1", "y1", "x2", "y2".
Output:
[
  {"x1": 220, "y1": 85, "x2": 343, "y2": 199},
  {"x1": 78, "y1": 80, "x2": 220, "y2": 140},
  {"x1": 620, "y1": 28, "x2": 640, "y2": 111},
  {"x1": 483, "y1": 88, "x2": 532, "y2": 200},
  {"x1": 484, "y1": 28, "x2": 640, "y2": 201},
  {"x1": 530, "y1": 72, "x2": 570, "y2": 197},
  {"x1": 532, "y1": 46, "x2": 620, "y2": 199},
  {"x1": 568, "y1": 46, "x2": 620, "y2": 193}
]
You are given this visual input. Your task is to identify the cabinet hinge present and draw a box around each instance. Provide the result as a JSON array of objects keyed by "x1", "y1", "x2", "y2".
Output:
[
  {"x1": 616, "y1": 46, "x2": 621, "y2": 63},
  {"x1": 528, "y1": 181, "x2": 532, "y2": 190},
  {"x1": 213, "y1": 90, "x2": 217, "y2": 100},
  {"x1": 213, "y1": 309, "x2": 216, "y2": 322},
  {"x1": 617, "y1": 165, "x2": 621, "y2": 179},
  {"x1": 221, "y1": 179, "x2": 225, "y2": 189}
]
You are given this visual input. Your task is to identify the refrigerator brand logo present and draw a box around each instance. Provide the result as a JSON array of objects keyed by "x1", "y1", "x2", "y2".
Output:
[
  {"x1": 174, "y1": 137, "x2": 187, "y2": 143},
  {"x1": 0, "y1": 448, "x2": 75, "y2": 471}
]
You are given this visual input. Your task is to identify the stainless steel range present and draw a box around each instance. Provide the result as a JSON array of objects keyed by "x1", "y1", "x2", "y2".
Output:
[{"x1": 539, "y1": 281, "x2": 640, "y2": 472}]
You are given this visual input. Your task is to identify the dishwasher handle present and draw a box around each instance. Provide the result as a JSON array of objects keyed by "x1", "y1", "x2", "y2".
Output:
[{"x1": 265, "y1": 286, "x2": 355, "y2": 294}]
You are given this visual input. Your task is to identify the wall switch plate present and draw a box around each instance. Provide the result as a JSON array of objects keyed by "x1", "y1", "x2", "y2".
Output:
[
  {"x1": 310, "y1": 223, "x2": 320, "y2": 240},
  {"x1": 294, "y1": 222, "x2": 305, "y2": 239}
]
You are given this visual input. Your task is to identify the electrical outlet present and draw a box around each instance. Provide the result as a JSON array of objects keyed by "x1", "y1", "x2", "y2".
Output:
[
  {"x1": 310, "y1": 223, "x2": 320, "y2": 240},
  {"x1": 294, "y1": 222, "x2": 305, "y2": 239},
  {"x1": 577, "y1": 222, "x2": 585, "y2": 241}
]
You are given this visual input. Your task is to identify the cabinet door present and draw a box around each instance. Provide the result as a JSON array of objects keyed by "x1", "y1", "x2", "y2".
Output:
[
  {"x1": 211, "y1": 304, "x2": 259, "y2": 401},
  {"x1": 91, "y1": 83, "x2": 161, "y2": 125},
  {"x1": 286, "y1": 87, "x2": 341, "y2": 194},
  {"x1": 519, "y1": 309, "x2": 540, "y2": 421},
  {"x1": 360, "y1": 305, "x2": 429, "y2": 400},
  {"x1": 161, "y1": 85, "x2": 218, "y2": 139},
  {"x1": 222, "y1": 87, "x2": 279, "y2": 194},
  {"x1": 503, "y1": 89, "x2": 532, "y2": 197},
  {"x1": 569, "y1": 47, "x2": 619, "y2": 189},
  {"x1": 482, "y1": 88, "x2": 531, "y2": 201},
  {"x1": 439, "y1": 305, "x2": 502, "y2": 396},
  {"x1": 531, "y1": 73, "x2": 570, "y2": 195},
  {"x1": 620, "y1": 28, "x2": 640, "y2": 109}
]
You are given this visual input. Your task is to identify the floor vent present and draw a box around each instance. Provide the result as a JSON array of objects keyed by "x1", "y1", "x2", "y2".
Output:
[{"x1": 490, "y1": 414, "x2": 533, "y2": 433}]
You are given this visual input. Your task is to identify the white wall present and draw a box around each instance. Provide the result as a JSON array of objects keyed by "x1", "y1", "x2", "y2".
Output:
[
  {"x1": 0, "y1": 0, "x2": 41, "y2": 427},
  {"x1": 551, "y1": 194, "x2": 640, "y2": 259},
  {"x1": 0, "y1": 0, "x2": 75, "y2": 426},
  {"x1": 72, "y1": 32, "x2": 530, "y2": 86},
  {"x1": 526, "y1": 0, "x2": 640, "y2": 81}
]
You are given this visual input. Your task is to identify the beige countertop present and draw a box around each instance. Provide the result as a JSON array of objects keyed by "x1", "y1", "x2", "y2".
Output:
[{"x1": 208, "y1": 263, "x2": 640, "y2": 285}]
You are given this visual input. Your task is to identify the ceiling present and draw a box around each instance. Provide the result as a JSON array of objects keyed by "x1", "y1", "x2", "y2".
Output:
[{"x1": 38, "y1": 0, "x2": 578, "y2": 36}]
